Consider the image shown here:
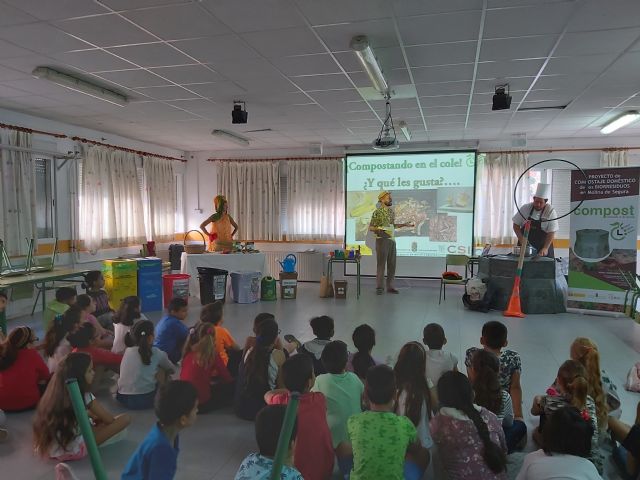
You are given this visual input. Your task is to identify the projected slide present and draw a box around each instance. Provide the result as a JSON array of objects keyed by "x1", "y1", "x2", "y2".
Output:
[{"x1": 346, "y1": 151, "x2": 476, "y2": 260}]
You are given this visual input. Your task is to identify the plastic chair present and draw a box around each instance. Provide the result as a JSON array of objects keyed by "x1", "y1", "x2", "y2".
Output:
[{"x1": 439, "y1": 254, "x2": 470, "y2": 304}]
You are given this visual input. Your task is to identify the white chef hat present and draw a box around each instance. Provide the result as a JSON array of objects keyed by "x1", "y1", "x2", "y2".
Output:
[{"x1": 534, "y1": 183, "x2": 550, "y2": 199}]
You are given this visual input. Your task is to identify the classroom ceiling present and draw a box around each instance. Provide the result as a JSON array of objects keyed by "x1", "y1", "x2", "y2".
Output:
[{"x1": 1, "y1": 0, "x2": 640, "y2": 151}]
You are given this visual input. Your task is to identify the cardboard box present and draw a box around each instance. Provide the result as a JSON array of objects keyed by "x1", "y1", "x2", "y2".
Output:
[
  {"x1": 334, "y1": 280, "x2": 348, "y2": 299},
  {"x1": 279, "y1": 272, "x2": 298, "y2": 299}
]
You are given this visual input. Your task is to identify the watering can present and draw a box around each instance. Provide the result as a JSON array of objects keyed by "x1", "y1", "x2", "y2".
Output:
[{"x1": 278, "y1": 254, "x2": 297, "y2": 273}]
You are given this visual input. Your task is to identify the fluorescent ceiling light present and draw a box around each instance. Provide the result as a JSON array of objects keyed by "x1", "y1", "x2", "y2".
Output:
[
  {"x1": 398, "y1": 121, "x2": 411, "y2": 141},
  {"x1": 32, "y1": 67, "x2": 128, "y2": 107},
  {"x1": 211, "y1": 129, "x2": 250, "y2": 146},
  {"x1": 350, "y1": 35, "x2": 389, "y2": 96},
  {"x1": 600, "y1": 110, "x2": 640, "y2": 134}
]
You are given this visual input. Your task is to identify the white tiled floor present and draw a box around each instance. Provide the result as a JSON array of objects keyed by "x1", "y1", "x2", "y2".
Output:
[{"x1": 1, "y1": 278, "x2": 638, "y2": 479}]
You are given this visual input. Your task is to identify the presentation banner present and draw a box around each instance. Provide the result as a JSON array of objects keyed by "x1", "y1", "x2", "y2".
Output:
[
  {"x1": 567, "y1": 167, "x2": 639, "y2": 314},
  {"x1": 345, "y1": 151, "x2": 476, "y2": 259}
]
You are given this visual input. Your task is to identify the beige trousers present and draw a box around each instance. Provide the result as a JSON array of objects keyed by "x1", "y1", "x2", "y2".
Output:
[{"x1": 375, "y1": 237, "x2": 396, "y2": 289}]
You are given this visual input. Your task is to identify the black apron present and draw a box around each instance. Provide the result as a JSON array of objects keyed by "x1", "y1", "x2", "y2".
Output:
[{"x1": 519, "y1": 205, "x2": 554, "y2": 258}]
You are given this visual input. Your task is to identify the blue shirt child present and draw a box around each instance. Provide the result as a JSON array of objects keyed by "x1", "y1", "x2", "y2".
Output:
[
  {"x1": 121, "y1": 423, "x2": 179, "y2": 480},
  {"x1": 153, "y1": 314, "x2": 189, "y2": 364}
]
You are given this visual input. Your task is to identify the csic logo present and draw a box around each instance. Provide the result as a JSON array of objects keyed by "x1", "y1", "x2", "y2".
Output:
[{"x1": 447, "y1": 245, "x2": 470, "y2": 254}]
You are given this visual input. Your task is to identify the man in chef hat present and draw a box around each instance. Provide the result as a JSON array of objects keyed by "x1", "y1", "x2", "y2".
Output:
[
  {"x1": 512, "y1": 183, "x2": 559, "y2": 258},
  {"x1": 369, "y1": 191, "x2": 414, "y2": 294}
]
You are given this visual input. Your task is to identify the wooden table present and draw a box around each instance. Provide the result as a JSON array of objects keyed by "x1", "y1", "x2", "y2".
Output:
[
  {"x1": 0, "y1": 267, "x2": 92, "y2": 334},
  {"x1": 327, "y1": 257, "x2": 361, "y2": 299}
]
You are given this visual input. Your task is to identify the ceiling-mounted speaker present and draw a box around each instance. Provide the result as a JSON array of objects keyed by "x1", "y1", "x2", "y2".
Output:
[
  {"x1": 310, "y1": 143, "x2": 323, "y2": 155},
  {"x1": 492, "y1": 85, "x2": 512, "y2": 111},
  {"x1": 232, "y1": 100, "x2": 248, "y2": 124}
]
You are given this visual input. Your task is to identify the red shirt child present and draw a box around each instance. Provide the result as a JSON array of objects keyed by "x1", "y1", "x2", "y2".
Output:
[
  {"x1": 0, "y1": 348, "x2": 50, "y2": 411},
  {"x1": 69, "y1": 322, "x2": 122, "y2": 371},
  {"x1": 180, "y1": 350, "x2": 233, "y2": 405},
  {"x1": 265, "y1": 355, "x2": 334, "y2": 480}
]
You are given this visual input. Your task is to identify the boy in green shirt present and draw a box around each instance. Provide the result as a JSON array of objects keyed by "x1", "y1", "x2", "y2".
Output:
[
  {"x1": 43, "y1": 287, "x2": 77, "y2": 331},
  {"x1": 348, "y1": 364, "x2": 430, "y2": 480}
]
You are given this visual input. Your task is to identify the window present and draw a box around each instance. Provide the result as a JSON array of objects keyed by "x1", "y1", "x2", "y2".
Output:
[{"x1": 34, "y1": 157, "x2": 55, "y2": 239}]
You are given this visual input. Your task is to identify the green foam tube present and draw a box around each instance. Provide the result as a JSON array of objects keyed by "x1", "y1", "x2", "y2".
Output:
[
  {"x1": 270, "y1": 392, "x2": 300, "y2": 480},
  {"x1": 65, "y1": 379, "x2": 108, "y2": 480}
]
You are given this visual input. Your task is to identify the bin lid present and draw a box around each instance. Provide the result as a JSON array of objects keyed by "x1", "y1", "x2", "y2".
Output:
[
  {"x1": 197, "y1": 267, "x2": 228, "y2": 275},
  {"x1": 231, "y1": 270, "x2": 262, "y2": 277}
]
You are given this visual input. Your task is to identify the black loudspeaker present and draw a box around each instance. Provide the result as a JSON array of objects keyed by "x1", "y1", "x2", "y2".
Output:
[
  {"x1": 492, "y1": 87, "x2": 512, "y2": 110},
  {"x1": 232, "y1": 104, "x2": 248, "y2": 123}
]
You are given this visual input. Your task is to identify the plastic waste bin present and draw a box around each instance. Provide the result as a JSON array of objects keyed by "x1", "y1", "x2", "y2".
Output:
[
  {"x1": 261, "y1": 276, "x2": 277, "y2": 301},
  {"x1": 231, "y1": 271, "x2": 261, "y2": 304},
  {"x1": 197, "y1": 267, "x2": 228, "y2": 305},
  {"x1": 162, "y1": 273, "x2": 190, "y2": 307}
]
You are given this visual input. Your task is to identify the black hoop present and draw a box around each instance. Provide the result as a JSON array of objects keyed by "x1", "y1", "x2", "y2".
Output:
[{"x1": 513, "y1": 159, "x2": 588, "y2": 223}]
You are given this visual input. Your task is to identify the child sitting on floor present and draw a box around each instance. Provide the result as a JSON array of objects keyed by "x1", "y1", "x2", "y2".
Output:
[
  {"x1": 265, "y1": 354, "x2": 334, "y2": 480},
  {"x1": 608, "y1": 401, "x2": 640, "y2": 480},
  {"x1": 394, "y1": 342, "x2": 436, "y2": 451},
  {"x1": 235, "y1": 318, "x2": 285, "y2": 421},
  {"x1": 235, "y1": 405, "x2": 303, "y2": 480},
  {"x1": 347, "y1": 323, "x2": 378, "y2": 380},
  {"x1": 153, "y1": 298, "x2": 189, "y2": 364},
  {"x1": 517, "y1": 406, "x2": 600, "y2": 480},
  {"x1": 349, "y1": 364, "x2": 430, "y2": 480},
  {"x1": 84, "y1": 271, "x2": 116, "y2": 330},
  {"x1": 43, "y1": 287, "x2": 77, "y2": 332},
  {"x1": 465, "y1": 320, "x2": 524, "y2": 420},
  {"x1": 75, "y1": 294, "x2": 113, "y2": 349},
  {"x1": 469, "y1": 349, "x2": 526, "y2": 453},
  {"x1": 244, "y1": 313, "x2": 285, "y2": 352},
  {"x1": 431, "y1": 371, "x2": 507, "y2": 480},
  {"x1": 571, "y1": 337, "x2": 619, "y2": 421},
  {"x1": 122, "y1": 380, "x2": 198, "y2": 480},
  {"x1": 44, "y1": 306, "x2": 83, "y2": 373},
  {"x1": 200, "y1": 301, "x2": 242, "y2": 375},
  {"x1": 112, "y1": 296, "x2": 143, "y2": 354},
  {"x1": 294, "y1": 315, "x2": 335, "y2": 375},
  {"x1": 180, "y1": 322, "x2": 233, "y2": 413},
  {"x1": 117, "y1": 320, "x2": 176, "y2": 410},
  {"x1": 33, "y1": 352, "x2": 130, "y2": 461},
  {"x1": 68, "y1": 323, "x2": 123, "y2": 373},
  {"x1": 423, "y1": 323, "x2": 458, "y2": 386},
  {"x1": 312, "y1": 340, "x2": 364, "y2": 476},
  {"x1": 0, "y1": 326, "x2": 49, "y2": 412},
  {"x1": 531, "y1": 359, "x2": 603, "y2": 474}
]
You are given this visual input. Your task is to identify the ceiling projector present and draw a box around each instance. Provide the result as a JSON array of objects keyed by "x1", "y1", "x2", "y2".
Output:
[
  {"x1": 372, "y1": 133, "x2": 399, "y2": 150},
  {"x1": 492, "y1": 85, "x2": 511, "y2": 111}
]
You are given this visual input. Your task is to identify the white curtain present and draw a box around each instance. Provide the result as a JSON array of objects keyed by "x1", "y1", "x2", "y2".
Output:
[
  {"x1": 143, "y1": 156, "x2": 176, "y2": 243},
  {"x1": 474, "y1": 152, "x2": 529, "y2": 245},
  {"x1": 0, "y1": 130, "x2": 37, "y2": 256},
  {"x1": 217, "y1": 161, "x2": 280, "y2": 241},
  {"x1": 286, "y1": 159, "x2": 344, "y2": 241},
  {"x1": 79, "y1": 145, "x2": 146, "y2": 253},
  {"x1": 600, "y1": 149, "x2": 628, "y2": 167}
]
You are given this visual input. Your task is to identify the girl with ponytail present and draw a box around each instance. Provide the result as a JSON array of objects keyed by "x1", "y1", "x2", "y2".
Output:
[
  {"x1": 180, "y1": 322, "x2": 233, "y2": 413},
  {"x1": 116, "y1": 320, "x2": 176, "y2": 410},
  {"x1": 234, "y1": 318, "x2": 285, "y2": 420},
  {"x1": 393, "y1": 342, "x2": 435, "y2": 449},
  {"x1": 532, "y1": 359, "x2": 603, "y2": 474},
  {"x1": 430, "y1": 371, "x2": 507, "y2": 479},
  {"x1": 571, "y1": 337, "x2": 619, "y2": 423},
  {"x1": 470, "y1": 350, "x2": 527, "y2": 453}
]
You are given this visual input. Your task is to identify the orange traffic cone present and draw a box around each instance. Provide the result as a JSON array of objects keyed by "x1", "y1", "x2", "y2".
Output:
[{"x1": 504, "y1": 277, "x2": 525, "y2": 318}]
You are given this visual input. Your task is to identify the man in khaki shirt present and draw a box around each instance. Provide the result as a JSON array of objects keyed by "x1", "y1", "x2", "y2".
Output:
[{"x1": 369, "y1": 191, "x2": 413, "y2": 295}]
